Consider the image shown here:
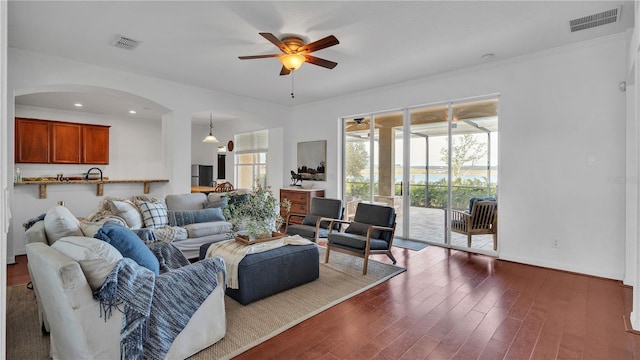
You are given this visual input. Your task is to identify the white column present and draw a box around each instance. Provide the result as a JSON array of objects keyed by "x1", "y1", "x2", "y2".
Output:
[{"x1": 162, "y1": 110, "x2": 192, "y2": 194}]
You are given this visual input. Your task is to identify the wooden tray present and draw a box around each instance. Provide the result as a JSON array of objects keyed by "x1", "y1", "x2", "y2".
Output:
[{"x1": 235, "y1": 232, "x2": 285, "y2": 245}]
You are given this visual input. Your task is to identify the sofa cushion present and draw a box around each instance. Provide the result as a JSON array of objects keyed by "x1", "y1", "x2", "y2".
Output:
[
  {"x1": 167, "y1": 208, "x2": 225, "y2": 227},
  {"x1": 166, "y1": 193, "x2": 207, "y2": 211},
  {"x1": 203, "y1": 197, "x2": 228, "y2": 209},
  {"x1": 79, "y1": 222, "x2": 104, "y2": 237},
  {"x1": 94, "y1": 223, "x2": 160, "y2": 275},
  {"x1": 206, "y1": 192, "x2": 228, "y2": 203},
  {"x1": 184, "y1": 221, "x2": 233, "y2": 238},
  {"x1": 109, "y1": 200, "x2": 143, "y2": 229},
  {"x1": 51, "y1": 236, "x2": 123, "y2": 290},
  {"x1": 136, "y1": 200, "x2": 169, "y2": 229},
  {"x1": 25, "y1": 220, "x2": 48, "y2": 245},
  {"x1": 44, "y1": 206, "x2": 84, "y2": 244}
]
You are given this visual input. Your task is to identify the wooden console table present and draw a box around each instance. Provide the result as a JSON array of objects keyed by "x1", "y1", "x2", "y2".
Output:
[{"x1": 14, "y1": 179, "x2": 169, "y2": 199}]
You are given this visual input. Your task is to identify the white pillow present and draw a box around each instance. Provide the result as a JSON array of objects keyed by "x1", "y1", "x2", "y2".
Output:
[
  {"x1": 44, "y1": 206, "x2": 83, "y2": 244},
  {"x1": 109, "y1": 200, "x2": 143, "y2": 229},
  {"x1": 51, "y1": 236, "x2": 123, "y2": 290}
]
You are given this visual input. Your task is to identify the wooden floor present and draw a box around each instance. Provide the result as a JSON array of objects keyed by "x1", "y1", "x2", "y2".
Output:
[{"x1": 8, "y1": 246, "x2": 640, "y2": 359}]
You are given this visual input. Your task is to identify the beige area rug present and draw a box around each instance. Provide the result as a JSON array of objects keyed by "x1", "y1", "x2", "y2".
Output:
[{"x1": 7, "y1": 247, "x2": 405, "y2": 360}]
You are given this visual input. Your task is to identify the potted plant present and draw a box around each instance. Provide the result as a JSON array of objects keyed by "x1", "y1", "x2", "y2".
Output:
[{"x1": 223, "y1": 180, "x2": 291, "y2": 240}]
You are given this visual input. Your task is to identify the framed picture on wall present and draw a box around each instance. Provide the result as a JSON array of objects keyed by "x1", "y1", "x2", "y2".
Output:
[{"x1": 297, "y1": 140, "x2": 326, "y2": 181}]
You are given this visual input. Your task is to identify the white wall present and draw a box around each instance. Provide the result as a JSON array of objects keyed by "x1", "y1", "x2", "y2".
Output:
[{"x1": 290, "y1": 34, "x2": 628, "y2": 280}]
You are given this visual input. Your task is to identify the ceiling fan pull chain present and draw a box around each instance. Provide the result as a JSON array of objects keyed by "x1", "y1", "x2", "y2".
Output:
[{"x1": 291, "y1": 70, "x2": 295, "y2": 98}]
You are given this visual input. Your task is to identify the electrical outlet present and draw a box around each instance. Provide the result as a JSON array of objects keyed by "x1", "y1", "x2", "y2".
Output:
[{"x1": 552, "y1": 239, "x2": 560, "y2": 248}]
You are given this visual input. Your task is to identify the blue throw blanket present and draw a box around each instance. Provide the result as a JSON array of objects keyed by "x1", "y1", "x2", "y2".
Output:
[{"x1": 94, "y1": 243, "x2": 226, "y2": 360}]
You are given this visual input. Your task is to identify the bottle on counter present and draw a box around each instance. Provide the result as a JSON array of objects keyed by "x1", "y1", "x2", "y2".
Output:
[{"x1": 15, "y1": 168, "x2": 21, "y2": 182}]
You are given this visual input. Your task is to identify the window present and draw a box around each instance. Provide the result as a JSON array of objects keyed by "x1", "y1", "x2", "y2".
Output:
[{"x1": 235, "y1": 130, "x2": 268, "y2": 189}]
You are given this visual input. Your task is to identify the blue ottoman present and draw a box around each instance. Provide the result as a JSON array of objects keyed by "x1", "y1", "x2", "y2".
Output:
[{"x1": 200, "y1": 242, "x2": 319, "y2": 305}]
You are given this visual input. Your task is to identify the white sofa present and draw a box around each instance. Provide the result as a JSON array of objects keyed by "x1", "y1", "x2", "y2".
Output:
[{"x1": 26, "y1": 238, "x2": 226, "y2": 360}]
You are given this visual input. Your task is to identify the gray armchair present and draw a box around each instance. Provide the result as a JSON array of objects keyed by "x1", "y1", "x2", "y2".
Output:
[
  {"x1": 325, "y1": 202, "x2": 397, "y2": 275},
  {"x1": 285, "y1": 197, "x2": 343, "y2": 242}
]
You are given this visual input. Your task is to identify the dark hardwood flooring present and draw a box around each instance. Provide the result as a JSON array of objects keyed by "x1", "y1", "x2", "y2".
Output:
[
  {"x1": 7, "y1": 254, "x2": 30, "y2": 286},
  {"x1": 7, "y1": 245, "x2": 640, "y2": 359}
]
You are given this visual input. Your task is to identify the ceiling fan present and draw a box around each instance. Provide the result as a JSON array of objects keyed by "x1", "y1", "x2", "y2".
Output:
[
  {"x1": 239, "y1": 32, "x2": 339, "y2": 75},
  {"x1": 346, "y1": 117, "x2": 378, "y2": 132}
]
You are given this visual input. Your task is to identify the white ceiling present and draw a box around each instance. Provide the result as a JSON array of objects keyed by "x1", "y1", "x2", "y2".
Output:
[{"x1": 9, "y1": 1, "x2": 634, "y2": 125}]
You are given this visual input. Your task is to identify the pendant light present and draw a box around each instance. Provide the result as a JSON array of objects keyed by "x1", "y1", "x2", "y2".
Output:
[{"x1": 202, "y1": 113, "x2": 219, "y2": 143}]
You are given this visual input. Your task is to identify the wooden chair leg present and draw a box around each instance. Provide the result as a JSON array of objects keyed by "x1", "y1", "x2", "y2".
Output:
[
  {"x1": 467, "y1": 234, "x2": 472, "y2": 248},
  {"x1": 324, "y1": 245, "x2": 331, "y2": 263},
  {"x1": 493, "y1": 232, "x2": 497, "y2": 251},
  {"x1": 387, "y1": 251, "x2": 397, "y2": 264},
  {"x1": 363, "y1": 256, "x2": 369, "y2": 275}
]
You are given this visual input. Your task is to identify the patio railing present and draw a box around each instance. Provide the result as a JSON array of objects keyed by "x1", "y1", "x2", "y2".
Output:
[{"x1": 345, "y1": 181, "x2": 496, "y2": 211}]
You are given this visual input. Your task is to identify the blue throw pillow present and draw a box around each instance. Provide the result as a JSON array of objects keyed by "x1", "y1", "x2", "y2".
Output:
[
  {"x1": 94, "y1": 223, "x2": 160, "y2": 275},
  {"x1": 203, "y1": 197, "x2": 228, "y2": 209},
  {"x1": 167, "y1": 208, "x2": 225, "y2": 227}
]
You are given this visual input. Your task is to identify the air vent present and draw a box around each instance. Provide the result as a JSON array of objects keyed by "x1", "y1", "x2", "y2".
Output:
[
  {"x1": 569, "y1": 6, "x2": 621, "y2": 32},
  {"x1": 110, "y1": 35, "x2": 140, "y2": 50}
]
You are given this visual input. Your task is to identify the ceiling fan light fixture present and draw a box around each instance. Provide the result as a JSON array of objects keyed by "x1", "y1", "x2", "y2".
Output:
[
  {"x1": 202, "y1": 114, "x2": 219, "y2": 143},
  {"x1": 280, "y1": 53, "x2": 305, "y2": 71}
]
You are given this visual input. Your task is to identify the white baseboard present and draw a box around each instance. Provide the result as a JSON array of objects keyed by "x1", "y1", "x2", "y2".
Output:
[{"x1": 499, "y1": 253, "x2": 624, "y2": 281}]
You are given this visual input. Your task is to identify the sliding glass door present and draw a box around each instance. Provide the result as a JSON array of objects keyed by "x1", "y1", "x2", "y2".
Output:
[{"x1": 343, "y1": 96, "x2": 499, "y2": 254}]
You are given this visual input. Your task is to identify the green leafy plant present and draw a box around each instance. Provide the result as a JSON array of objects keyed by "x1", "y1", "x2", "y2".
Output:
[{"x1": 223, "y1": 180, "x2": 291, "y2": 239}]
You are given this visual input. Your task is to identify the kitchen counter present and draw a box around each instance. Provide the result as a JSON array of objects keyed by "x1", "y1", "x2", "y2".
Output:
[{"x1": 14, "y1": 179, "x2": 169, "y2": 198}]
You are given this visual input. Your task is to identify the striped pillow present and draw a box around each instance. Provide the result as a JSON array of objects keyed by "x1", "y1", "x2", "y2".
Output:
[{"x1": 136, "y1": 200, "x2": 168, "y2": 229}]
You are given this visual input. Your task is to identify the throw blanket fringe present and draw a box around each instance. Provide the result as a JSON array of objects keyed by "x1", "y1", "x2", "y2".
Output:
[
  {"x1": 94, "y1": 258, "x2": 154, "y2": 360},
  {"x1": 94, "y1": 245, "x2": 226, "y2": 360},
  {"x1": 205, "y1": 235, "x2": 313, "y2": 289}
]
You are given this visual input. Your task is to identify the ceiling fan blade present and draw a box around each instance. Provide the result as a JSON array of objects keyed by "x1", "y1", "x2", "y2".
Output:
[
  {"x1": 280, "y1": 66, "x2": 291, "y2": 76},
  {"x1": 238, "y1": 54, "x2": 281, "y2": 60},
  {"x1": 304, "y1": 55, "x2": 338, "y2": 69},
  {"x1": 259, "y1": 32, "x2": 289, "y2": 53},
  {"x1": 298, "y1": 35, "x2": 339, "y2": 53}
]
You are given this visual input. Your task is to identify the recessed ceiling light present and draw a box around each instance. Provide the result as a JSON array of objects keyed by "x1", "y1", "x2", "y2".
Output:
[
  {"x1": 74, "y1": 103, "x2": 83, "y2": 107},
  {"x1": 129, "y1": 110, "x2": 137, "y2": 114}
]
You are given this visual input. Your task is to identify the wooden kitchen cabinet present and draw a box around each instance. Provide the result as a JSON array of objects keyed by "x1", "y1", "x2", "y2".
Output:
[
  {"x1": 51, "y1": 122, "x2": 82, "y2": 163},
  {"x1": 82, "y1": 125, "x2": 110, "y2": 164},
  {"x1": 15, "y1": 118, "x2": 110, "y2": 164},
  {"x1": 15, "y1": 118, "x2": 50, "y2": 163},
  {"x1": 280, "y1": 188, "x2": 325, "y2": 225}
]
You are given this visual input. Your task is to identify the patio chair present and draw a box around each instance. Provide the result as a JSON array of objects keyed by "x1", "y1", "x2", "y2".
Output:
[
  {"x1": 325, "y1": 202, "x2": 397, "y2": 275},
  {"x1": 450, "y1": 200, "x2": 498, "y2": 250},
  {"x1": 284, "y1": 197, "x2": 344, "y2": 242}
]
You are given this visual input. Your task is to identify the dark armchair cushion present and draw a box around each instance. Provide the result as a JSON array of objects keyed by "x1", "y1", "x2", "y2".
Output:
[
  {"x1": 353, "y1": 203, "x2": 394, "y2": 227},
  {"x1": 302, "y1": 214, "x2": 322, "y2": 227},
  {"x1": 349, "y1": 203, "x2": 395, "y2": 241},
  {"x1": 345, "y1": 221, "x2": 381, "y2": 239},
  {"x1": 327, "y1": 232, "x2": 390, "y2": 251},
  {"x1": 468, "y1": 197, "x2": 496, "y2": 213},
  {"x1": 304, "y1": 198, "x2": 343, "y2": 230}
]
